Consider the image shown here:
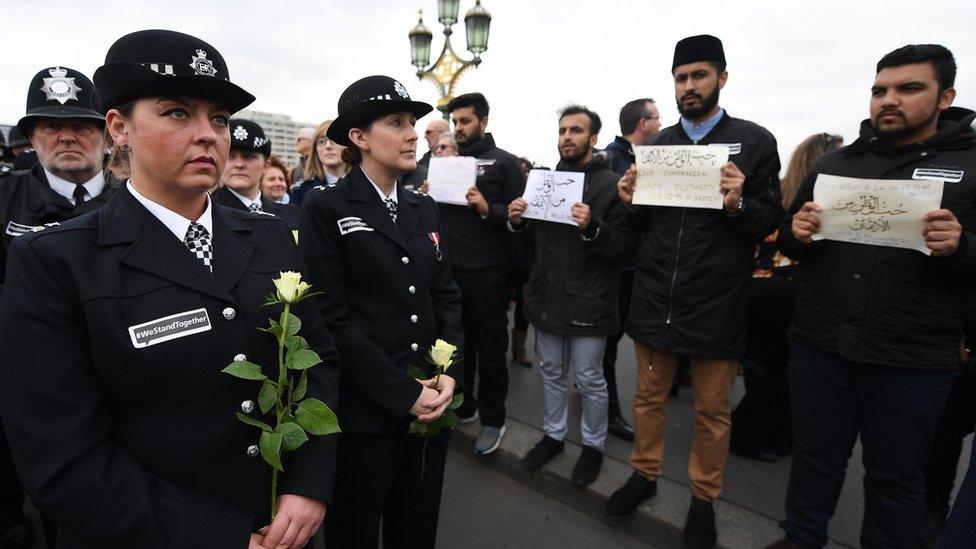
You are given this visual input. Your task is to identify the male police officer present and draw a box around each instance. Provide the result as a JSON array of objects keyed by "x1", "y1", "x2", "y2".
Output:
[
  {"x1": 213, "y1": 119, "x2": 300, "y2": 230},
  {"x1": 608, "y1": 36, "x2": 782, "y2": 549},
  {"x1": 0, "y1": 65, "x2": 110, "y2": 549}
]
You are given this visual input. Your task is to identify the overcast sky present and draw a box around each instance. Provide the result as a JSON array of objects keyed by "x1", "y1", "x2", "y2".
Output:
[{"x1": 2, "y1": 0, "x2": 974, "y2": 169}]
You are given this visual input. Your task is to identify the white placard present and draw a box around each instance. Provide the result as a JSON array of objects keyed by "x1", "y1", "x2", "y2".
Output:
[
  {"x1": 632, "y1": 145, "x2": 729, "y2": 209},
  {"x1": 426, "y1": 156, "x2": 478, "y2": 205},
  {"x1": 521, "y1": 169, "x2": 585, "y2": 226},
  {"x1": 812, "y1": 174, "x2": 945, "y2": 254}
]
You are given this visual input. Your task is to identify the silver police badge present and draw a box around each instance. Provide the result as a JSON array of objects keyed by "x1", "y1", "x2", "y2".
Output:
[
  {"x1": 189, "y1": 49, "x2": 218, "y2": 77},
  {"x1": 233, "y1": 125, "x2": 249, "y2": 141},
  {"x1": 39, "y1": 67, "x2": 81, "y2": 105},
  {"x1": 393, "y1": 80, "x2": 409, "y2": 99}
]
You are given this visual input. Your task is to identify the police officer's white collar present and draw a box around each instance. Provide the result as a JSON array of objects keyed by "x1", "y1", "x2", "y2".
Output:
[
  {"x1": 324, "y1": 172, "x2": 341, "y2": 184},
  {"x1": 45, "y1": 168, "x2": 105, "y2": 206},
  {"x1": 226, "y1": 186, "x2": 263, "y2": 208},
  {"x1": 360, "y1": 164, "x2": 397, "y2": 204},
  {"x1": 126, "y1": 180, "x2": 214, "y2": 242}
]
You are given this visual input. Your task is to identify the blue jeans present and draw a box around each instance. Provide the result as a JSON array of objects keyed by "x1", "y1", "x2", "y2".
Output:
[
  {"x1": 939, "y1": 435, "x2": 976, "y2": 548},
  {"x1": 534, "y1": 329, "x2": 608, "y2": 450},
  {"x1": 782, "y1": 343, "x2": 956, "y2": 548}
]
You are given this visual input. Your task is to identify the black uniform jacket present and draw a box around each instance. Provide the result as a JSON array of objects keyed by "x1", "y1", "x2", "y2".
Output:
[
  {"x1": 0, "y1": 187, "x2": 340, "y2": 548},
  {"x1": 212, "y1": 185, "x2": 301, "y2": 230},
  {"x1": 439, "y1": 133, "x2": 525, "y2": 270},
  {"x1": 779, "y1": 107, "x2": 976, "y2": 370},
  {"x1": 625, "y1": 112, "x2": 782, "y2": 358},
  {"x1": 519, "y1": 156, "x2": 638, "y2": 336},
  {"x1": 299, "y1": 166, "x2": 464, "y2": 435},
  {"x1": 0, "y1": 163, "x2": 119, "y2": 290}
]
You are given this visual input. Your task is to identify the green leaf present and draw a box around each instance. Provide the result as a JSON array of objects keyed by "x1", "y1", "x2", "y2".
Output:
[
  {"x1": 236, "y1": 412, "x2": 272, "y2": 432},
  {"x1": 285, "y1": 335, "x2": 309, "y2": 355},
  {"x1": 286, "y1": 348, "x2": 322, "y2": 371},
  {"x1": 408, "y1": 420, "x2": 428, "y2": 435},
  {"x1": 293, "y1": 370, "x2": 308, "y2": 400},
  {"x1": 407, "y1": 365, "x2": 426, "y2": 380},
  {"x1": 259, "y1": 430, "x2": 283, "y2": 471},
  {"x1": 295, "y1": 398, "x2": 341, "y2": 436},
  {"x1": 257, "y1": 325, "x2": 283, "y2": 338},
  {"x1": 448, "y1": 393, "x2": 465, "y2": 410},
  {"x1": 275, "y1": 422, "x2": 309, "y2": 451},
  {"x1": 280, "y1": 312, "x2": 301, "y2": 338},
  {"x1": 221, "y1": 361, "x2": 267, "y2": 381},
  {"x1": 442, "y1": 409, "x2": 459, "y2": 429},
  {"x1": 258, "y1": 381, "x2": 277, "y2": 414},
  {"x1": 427, "y1": 420, "x2": 443, "y2": 437}
]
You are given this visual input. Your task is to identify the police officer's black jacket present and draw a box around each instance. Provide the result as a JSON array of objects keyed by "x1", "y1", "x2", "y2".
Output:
[
  {"x1": 212, "y1": 185, "x2": 300, "y2": 230},
  {"x1": 779, "y1": 107, "x2": 976, "y2": 370},
  {"x1": 0, "y1": 163, "x2": 119, "y2": 290},
  {"x1": 439, "y1": 133, "x2": 525, "y2": 270},
  {"x1": 299, "y1": 166, "x2": 464, "y2": 435},
  {"x1": 517, "y1": 156, "x2": 638, "y2": 336},
  {"x1": 0, "y1": 188, "x2": 340, "y2": 547},
  {"x1": 625, "y1": 112, "x2": 782, "y2": 358}
]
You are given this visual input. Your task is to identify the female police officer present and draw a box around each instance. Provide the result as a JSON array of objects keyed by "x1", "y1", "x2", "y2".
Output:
[
  {"x1": 0, "y1": 30, "x2": 338, "y2": 549},
  {"x1": 299, "y1": 76, "x2": 463, "y2": 548}
]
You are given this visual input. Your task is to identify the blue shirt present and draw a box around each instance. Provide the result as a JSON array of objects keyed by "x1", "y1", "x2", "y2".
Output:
[{"x1": 680, "y1": 108, "x2": 725, "y2": 142}]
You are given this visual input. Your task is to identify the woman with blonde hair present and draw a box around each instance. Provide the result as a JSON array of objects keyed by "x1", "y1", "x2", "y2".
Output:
[{"x1": 291, "y1": 120, "x2": 350, "y2": 206}]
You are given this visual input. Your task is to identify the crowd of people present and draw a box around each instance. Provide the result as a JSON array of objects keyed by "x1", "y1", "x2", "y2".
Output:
[{"x1": 0, "y1": 27, "x2": 973, "y2": 549}]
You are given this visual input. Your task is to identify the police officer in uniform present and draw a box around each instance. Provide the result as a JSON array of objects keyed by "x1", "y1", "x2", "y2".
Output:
[
  {"x1": 212, "y1": 118, "x2": 300, "y2": 230},
  {"x1": 299, "y1": 75, "x2": 463, "y2": 548},
  {"x1": 0, "y1": 30, "x2": 339, "y2": 549}
]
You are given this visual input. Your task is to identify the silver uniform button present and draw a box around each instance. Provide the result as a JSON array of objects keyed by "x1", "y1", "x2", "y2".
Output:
[
  {"x1": 222, "y1": 307, "x2": 236, "y2": 320},
  {"x1": 401, "y1": 256, "x2": 410, "y2": 264},
  {"x1": 410, "y1": 314, "x2": 418, "y2": 323},
  {"x1": 241, "y1": 400, "x2": 255, "y2": 413},
  {"x1": 234, "y1": 353, "x2": 247, "y2": 362},
  {"x1": 411, "y1": 343, "x2": 419, "y2": 351},
  {"x1": 246, "y1": 444, "x2": 260, "y2": 457},
  {"x1": 408, "y1": 285, "x2": 416, "y2": 294}
]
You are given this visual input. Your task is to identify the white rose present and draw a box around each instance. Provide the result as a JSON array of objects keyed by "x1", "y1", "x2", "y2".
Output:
[
  {"x1": 429, "y1": 339, "x2": 457, "y2": 369},
  {"x1": 273, "y1": 271, "x2": 310, "y2": 304}
]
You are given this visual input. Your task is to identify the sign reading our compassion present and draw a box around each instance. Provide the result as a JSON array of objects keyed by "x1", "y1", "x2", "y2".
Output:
[{"x1": 633, "y1": 145, "x2": 729, "y2": 210}]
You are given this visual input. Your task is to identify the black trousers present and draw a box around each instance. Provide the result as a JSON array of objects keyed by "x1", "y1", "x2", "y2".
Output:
[
  {"x1": 602, "y1": 268, "x2": 634, "y2": 417},
  {"x1": 0, "y1": 420, "x2": 24, "y2": 518},
  {"x1": 454, "y1": 264, "x2": 511, "y2": 427},
  {"x1": 511, "y1": 267, "x2": 530, "y2": 333},
  {"x1": 324, "y1": 431, "x2": 451, "y2": 549},
  {"x1": 782, "y1": 344, "x2": 956, "y2": 548},
  {"x1": 924, "y1": 373, "x2": 976, "y2": 513},
  {"x1": 731, "y1": 275, "x2": 796, "y2": 455}
]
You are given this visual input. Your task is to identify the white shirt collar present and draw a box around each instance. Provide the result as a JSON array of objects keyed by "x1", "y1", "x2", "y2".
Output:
[
  {"x1": 226, "y1": 187, "x2": 263, "y2": 209},
  {"x1": 126, "y1": 181, "x2": 214, "y2": 242},
  {"x1": 324, "y1": 172, "x2": 341, "y2": 184},
  {"x1": 45, "y1": 169, "x2": 106, "y2": 206},
  {"x1": 360, "y1": 165, "x2": 397, "y2": 204}
]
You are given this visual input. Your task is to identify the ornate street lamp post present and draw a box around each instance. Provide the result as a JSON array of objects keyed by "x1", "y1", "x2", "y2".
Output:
[{"x1": 408, "y1": 0, "x2": 492, "y2": 119}]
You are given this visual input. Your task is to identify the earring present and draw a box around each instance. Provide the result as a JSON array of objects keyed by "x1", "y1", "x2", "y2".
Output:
[{"x1": 121, "y1": 144, "x2": 129, "y2": 153}]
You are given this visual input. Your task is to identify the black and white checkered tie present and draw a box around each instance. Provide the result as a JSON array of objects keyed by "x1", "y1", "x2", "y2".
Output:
[
  {"x1": 248, "y1": 202, "x2": 263, "y2": 212},
  {"x1": 384, "y1": 198, "x2": 398, "y2": 224},
  {"x1": 184, "y1": 222, "x2": 213, "y2": 273}
]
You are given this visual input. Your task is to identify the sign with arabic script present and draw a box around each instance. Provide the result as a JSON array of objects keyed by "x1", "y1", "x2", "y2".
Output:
[
  {"x1": 812, "y1": 174, "x2": 944, "y2": 254},
  {"x1": 632, "y1": 145, "x2": 729, "y2": 209},
  {"x1": 522, "y1": 169, "x2": 584, "y2": 225}
]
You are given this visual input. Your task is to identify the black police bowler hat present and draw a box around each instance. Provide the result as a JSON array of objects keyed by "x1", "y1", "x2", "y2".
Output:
[
  {"x1": 327, "y1": 75, "x2": 433, "y2": 147},
  {"x1": 17, "y1": 66, "x2": 104, "y2": 136},
  {"x1": 229, "y1": 119, "x2": 272, "y2": 157},
  {"x1": 93, "y1": 29, "x2": 255, "y2": 115},
  {"x1": 7, "y1": 127, "x2": 29, "y2": 149}
]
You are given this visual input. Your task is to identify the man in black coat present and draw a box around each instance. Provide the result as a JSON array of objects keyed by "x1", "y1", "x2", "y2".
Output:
[
  {"x1": 213, "y1": 119, "x2": 300, "y2": 230},
  {"x1": 0, "y1": 66, "x2": 113, "y2": 549},
  {"x1": 768, "y1": 45, "x2": 975, "y2": 549},
  {"x1": 606, "y1": 35, "x2": 782, "y2": 549},
  {"x1": 440, "y1": 92, "x2": 525, "y2": 455}
]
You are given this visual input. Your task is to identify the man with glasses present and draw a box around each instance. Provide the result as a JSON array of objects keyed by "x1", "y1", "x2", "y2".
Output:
[
  {"x1": 0, "y1": 66, "x2": 114, "y2": 549},
  {"x1": 420, "y1": 118, "x2": 450, "y2": 167},
  {"x1": 603, "y1": 98, "x2": 661, "y2": 176}
]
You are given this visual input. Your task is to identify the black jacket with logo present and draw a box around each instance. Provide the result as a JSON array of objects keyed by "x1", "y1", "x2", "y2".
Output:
[
  {"x1": 625, "y1": 112, "x2": 782, "y2": 358},
  {"x1": 212, "y1": 186, "x2": 300, "y2": 230},
  {"x1": 779, "y1": 107, "x2": 976, "y2": 370},
  {"x1": 439, "y1": 133, "x2": 525, "y2": 270},
  {"x1": 519, "y1": 156, "x2": 638, "y2": 336},
  {"x1": 0, "y1": 163, "x2": 119, "y2": 291},
  {"x1": 299, "y1": 166, "x2": 464, "y2": 435},
  {"x1": 0, "y1": 188, "x2": 340, "y2": 547}
]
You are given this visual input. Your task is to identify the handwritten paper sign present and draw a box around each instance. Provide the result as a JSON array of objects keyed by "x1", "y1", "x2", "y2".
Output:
[
  {"x1": 812, "y1": 174, "x2": 945, "y2": 254},
  {"x1": 632, "y1": 145, "x2": 729, "y2": 209},
  {"x1": 522, "y1": 169, "x2": 585, "y2": 226},
  {"x1": 427, "y1": 156, "x2": 478, "y2": 205}
]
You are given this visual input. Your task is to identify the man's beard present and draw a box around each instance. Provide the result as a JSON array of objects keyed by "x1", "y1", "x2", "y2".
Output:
[
  {"x1": 455, "y1": 128, "x2": 483, "y2": 146},
  {"x1": 873, "y1": 102, "x2": 941, "y2": 141},
  {"x1": 559, "y1": 143, "x2": 590, "y2": 164},
  {"x1": 677, "y1": 84, "x2": 720, "y2": 119}
]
